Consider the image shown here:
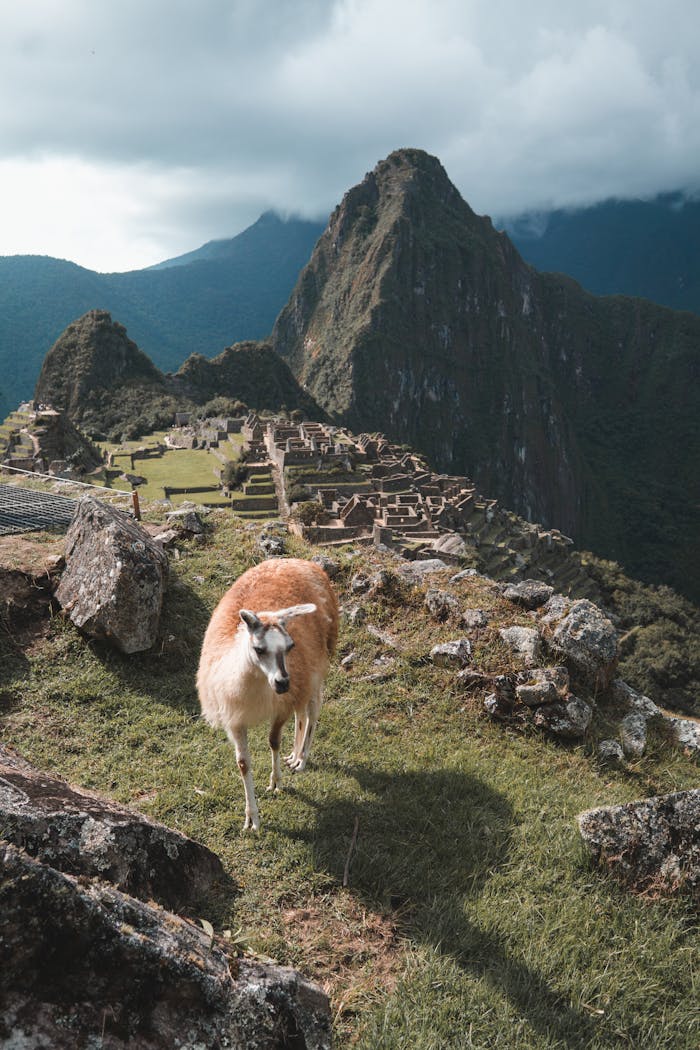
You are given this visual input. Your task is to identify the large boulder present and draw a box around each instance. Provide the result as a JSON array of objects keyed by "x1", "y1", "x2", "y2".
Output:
[
  {"x1": 540, "y1": 596, "x2": 618, "y2": 690},
  {"x1": 0, "y1": 842, "x2": 332, "y2": 1049},
  {"x1": 55, "y1": 496, "x2": 169, "y2": 653},
  {"x1": 578, "y1": 789, "x2": 700, "y2": 900},
  {"x1": 0, "y1": 745, "x2": 224, "y2": 913}
]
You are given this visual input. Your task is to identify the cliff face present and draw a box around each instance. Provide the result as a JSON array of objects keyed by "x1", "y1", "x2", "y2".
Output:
[{"x1": 272, "y1": 149, "x2": 700, "y2": 599}]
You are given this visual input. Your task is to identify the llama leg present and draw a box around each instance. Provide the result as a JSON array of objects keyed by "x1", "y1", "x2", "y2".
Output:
[
  {"x1": 227, "y1": 726, "x2": 259, "y2": 831},
  {"x1": 268, "y1": 717, "x2": 286, "y2": 792},
  {"x1": 287, "y1": 692, "x2": 321, "y2": 773},
  {"x1": 284, "y1": 711, "x2": 305, "y2": 766}
]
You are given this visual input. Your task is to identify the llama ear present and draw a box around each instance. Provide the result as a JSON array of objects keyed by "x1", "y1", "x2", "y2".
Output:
[
  {"x1": 240, "y1": 609, "x2": 262, "y2": 632},
  {"x1": 275, "y1": 603, "x2": 317, "y2": 626}
]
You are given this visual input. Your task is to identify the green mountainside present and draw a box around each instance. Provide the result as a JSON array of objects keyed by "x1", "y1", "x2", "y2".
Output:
[
  {"x1": 507, "y1": 193, "x2": 700, "y2": 314},
  {"x1": 0, "y1": 212, "x2": 325, "y2": 419},
  {"x1": 34, "y1": 310, "x2": 320, "y2": 441},
  {"x1": 272, "y1": 149, "x2": 700, "y2": 601}
]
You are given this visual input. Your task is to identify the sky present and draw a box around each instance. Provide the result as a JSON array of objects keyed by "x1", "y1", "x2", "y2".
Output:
[{"x1": 1, "y1": 0, "x2": 699, "y2": 273}]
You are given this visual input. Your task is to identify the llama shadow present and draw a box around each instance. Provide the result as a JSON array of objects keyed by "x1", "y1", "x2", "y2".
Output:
[{"x1": 291, "y1": 764, "x2": 597, "y2": 1049}]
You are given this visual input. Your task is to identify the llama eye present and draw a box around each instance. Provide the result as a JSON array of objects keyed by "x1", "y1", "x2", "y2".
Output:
[
  {"x1": 253, "y1": 645, "x2": 266, "y2": 656},
  {"x1": 286, "y1": 640, "x2": 295, "y2": 652}
]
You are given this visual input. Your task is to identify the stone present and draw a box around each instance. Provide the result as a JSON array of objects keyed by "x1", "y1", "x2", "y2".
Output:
[
  {"x1": 340, "y1": 651, "x2": 357, "y2": 669},
  {"x1": 532, "y1": 695, "x2": 593, "y2": 738},
  {"x1": 343, "y1": 604, "x2": 366, "y2": 625},
  {"x1": 578, "y1": 789, "x2": 700, "y2": 900},
  {"x1": 430, "y1": 638, "x2": 472, "y2": 668},
  {"x1": 397, "y1": 558, "x2": 449, "y2": 582},
  {"x1": 540, "y1": 596, "x2": 618, "y2": 690},
  {"x1": 515, "y1": 666, "x2": 569, "y2": 706},
  {"x1": 0, "y1": 744, "x2": 225, "y2": 913},
  {"x1": 612, "y1": 679, "x2": 662, "y2": 721},
  {"x1": 450, "y1": 568, "x2": 479, "y2": 583},
  {"x1": 365, "y1": 624, "x2": 401, "y2": 649},
  {"x1": 0, "y1": 842, "x2": 332, "y2": 1050},
  {"x1": 311, "y1": 554, "x2": 340, "y2": 578},
  {"x1": 424, "y1": 588, "x2": 461, "y2": 621},
  {"x1": 499, "y1": 626, "x2": 542, "y2": 665},
  {"x1": 350, "y1": 572, "x2": 371, "y2": 594},
  {"x1": 257, "y1": 531, "x2": 286, "y2": 557},
  {"x1": 620, "y1": 712, "x2": 647, "y2": 758},
  {"x1": 503, "y1": 579, "x2": 554, "y2": 610},
  {"x1": 55, "y1": 496, "x2": 169, "y2": 654},
  {"x1": 598, "y1": 739, "x2": 626, "y2": 766},
  {"x1": 166, "y1": 507, "x2": 206, "y2": 535},
  {"x1": 666, "y1": 717, "x2": 700, "y2": 753},
  {"x1": 152, "y1": 527, "x2": 179, "y2": 548},
  {"x1": 432, "y1": 532, "x2": 469, "y2": 559},
  {"x1": 461, "y1": 607, "x2": 489, "y2": 629},
  {"x1": 120, "y1": 472, "x2": 148, "y2": 487}
]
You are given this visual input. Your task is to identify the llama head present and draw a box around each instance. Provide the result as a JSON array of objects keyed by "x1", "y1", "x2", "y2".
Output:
[{"x1": 239, "y1": 604, "x2": 316, "y2": 693}]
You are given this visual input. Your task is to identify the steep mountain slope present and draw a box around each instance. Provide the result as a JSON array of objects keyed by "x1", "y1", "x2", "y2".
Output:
[
  {"x1": 506, "y1": 194, "x2": 700, "y2": 315},
  {"x1": 34, "y1": 311, "x2": 321, "y2": 441},
  {"x1": 0, "y1": 213, "x2": 324, "y2": 419},
  {"x1": 272, "y1": 149, "x2": 700, "y2": 600}
]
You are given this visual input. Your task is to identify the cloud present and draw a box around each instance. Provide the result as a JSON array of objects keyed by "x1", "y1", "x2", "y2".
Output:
[{"x1": 1, "y1": 0, "x2": 699, "y2": 269}]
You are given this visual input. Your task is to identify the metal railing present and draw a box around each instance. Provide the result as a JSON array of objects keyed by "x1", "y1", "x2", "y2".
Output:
[{"x1": 0, "y1": 465, "x2": 137, "y2": 536}]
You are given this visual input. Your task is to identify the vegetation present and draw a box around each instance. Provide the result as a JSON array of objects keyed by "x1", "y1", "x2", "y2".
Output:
[{"x1": 1, "y1": 516, "x2": 698, "y2": 1048}]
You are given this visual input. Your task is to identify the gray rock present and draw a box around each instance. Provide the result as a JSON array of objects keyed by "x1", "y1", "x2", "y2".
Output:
[
  {"x1": 578, "y1": 789, "x2": 700, "y2": 900},
  {"x1": 430, "y1": 638, "x2": 472, "y2": 668},
  {"x1": 461, "y1": 607, "x2": 488, "y2": 629},
  {"x1": 424, "y1": 588, "x2": 461, "y2": 621},
  {"x1": 311, "y1": 554, "x2": 339, "y2": 578},
  {"x1": 166, "y1": 507, "x2": 205, "y2": 534},
  {"x1": 503, "y1": 579, "x2": 554, "y2": 610},
  {"x1": 432, "y1": 532, "x2": 469, "y2": 558},
  {"x1": 0, "y1": 744, "x2": 225, "y2": 912},
  {"x1": 532, "y1": 695, "x2": 593, "y2": 738},
  {"x1": 366, "y1": 624, "x2": 401, "y2": 648},
  {"x1": 340, "y1": 651, "x2": 357, "y2": 669},
  {"x1": 343, "y1": 604, "x2": 366, "y2": 625},
  {"x1": 0, "y1": 842, "x2": 332, "y2": 1049},
  {"x1": 257, "y1": 532, "x2": 286, "y2": 557},
  {"x1": 612, "y1": 679, "x2": 662, "y2": 721},
  {"x1": 598, "y1": 739, "x2": 626, "y2": 766},
  {"x1": 499, "y1": 626, "x2": 542, "y2": 665},
  {"x1": 620, "y1": 712, "x2": 647, "y2": 758},
  {"x1": 666, "y1": 717, "x2": 700, "y2": 753},
  {"x1": 450, "y1": 568, "x2": 479, "y2": 583},
  {"x1": 540, "y1": 596, "x2": 618, "y2": 689},
  {"x1": 152, "y1": 527, "x2": 179, "y2": 548},
  {"x1": 55, "y1": 497, "x2": 168, "y2": 654},
  {"x1": 397, "y1": 559, "x2": 449, "y2": 581},
  {"x1": 350, "y1": 572, "x2": 371, "y2": 594},
  {"x1": 516, "y1": 666, "x2": 569, "y2": 706}
]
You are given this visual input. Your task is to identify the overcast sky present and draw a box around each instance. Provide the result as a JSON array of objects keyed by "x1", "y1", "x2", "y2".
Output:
[{"x1": 1, "y1": 0, "x2": 699, "y2": 272}]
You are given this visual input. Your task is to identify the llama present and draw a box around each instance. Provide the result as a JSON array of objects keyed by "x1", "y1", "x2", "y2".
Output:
[{"x1": 197, "y1": 558, "x2": 338, "y2": 830}]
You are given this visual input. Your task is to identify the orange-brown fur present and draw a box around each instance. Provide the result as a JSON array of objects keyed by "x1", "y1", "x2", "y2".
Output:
[{"x1": 197, "y1": 558, "x2": 338, "y2": 830}]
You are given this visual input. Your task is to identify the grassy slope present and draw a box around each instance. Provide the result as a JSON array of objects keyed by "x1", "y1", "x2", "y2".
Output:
[{"x1": 1, "y1": 516, "x2": 697, "y2": 1049}]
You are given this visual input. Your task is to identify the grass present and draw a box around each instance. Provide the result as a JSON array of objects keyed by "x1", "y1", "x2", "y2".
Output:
[{"x1": 1, "y1": 515, "x2": 698, "y2": 1048}]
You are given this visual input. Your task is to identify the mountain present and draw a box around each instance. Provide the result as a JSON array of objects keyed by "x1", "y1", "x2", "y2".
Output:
[
  {"x1": 505, "y1": 193, "x2": 700, "y2": 315},
  {"x1": 34, "y1": 310, "x2": 321, "y2": 441},
  {"x1": 272, "y1": 148, "x2": 700, "y2": 601},
  {"x1": 0, "y1": 212, "x2": 325, "y2": 419}
]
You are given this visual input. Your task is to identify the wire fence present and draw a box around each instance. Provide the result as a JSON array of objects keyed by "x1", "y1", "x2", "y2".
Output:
[{"x1": 0, "y1": 466, "x2": 134, "y2": 536}]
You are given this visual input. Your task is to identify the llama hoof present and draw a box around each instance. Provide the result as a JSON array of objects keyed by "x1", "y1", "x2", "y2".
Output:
[{"x1": 242, "y1": 814, "x2": 260, "y2": 832}]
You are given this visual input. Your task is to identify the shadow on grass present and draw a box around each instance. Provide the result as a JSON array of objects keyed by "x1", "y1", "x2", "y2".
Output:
[
  {"x1": 292, "y1": 765, "x2": 597, "y2": 1050},
  {"x1": 0, "y1": 630, "x2": 30, "y2": 705}
]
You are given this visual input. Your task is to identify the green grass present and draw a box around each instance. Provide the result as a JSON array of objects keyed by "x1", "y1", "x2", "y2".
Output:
[{"x1": 1, "y1": 516, "x2": 698, "y2": 1048}]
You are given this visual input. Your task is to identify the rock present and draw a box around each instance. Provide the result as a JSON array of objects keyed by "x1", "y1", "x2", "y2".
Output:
[
  {"x1": 152, "y1": 527, "x2": 179, "y2": 548},
  {"x1": 620, "y1": 712, "x2": 647, "y2": 758},
  {"x1": 598, "y1": 739, "x2": 626, "y2": 766},
  {"x1": 450, "y1": 568, "x2": 479, "y2": 583},
  {"x1": 311, "y1": 554, "x2": 339, "y2": 578},
  {"x1": 540, "y1": 596, "x2": 618, "y2": 689},
  {"x1": 665, "y1": 717, "x2": 700, "y2": 753},
  {"x1": 461, "y1": 607, "x2": 489, "y2": 629},
  {"x1": 0, "y1": 744, "x2": 225, "y2": 912},
  {"x1": 257, "y1": 531, "x2": 286, "y2": 557},
  {"x1": 577, "y1": 789, "x2": 700, "y2": 900},
  {"x1": 365, "y1": 624, "x2": 401, "y2": 648},
  {"x1": 612, "y1": 679, "x2": 662, "y2": 721},
  {"x1": 350, "y1": 572, "x2": 370, "y2": 594},
  {"x1": 499, "y1": 626, "x2": 542, "y2": 665},
  {"x1": 515, "y1": 665, "x2": 569, "y2": 707},
  {"x1": 55, "y1": 496, "x2": 169, "y2": 654},
  {"x1": 340, "y1": 651, "x2": 356, "y2": 669},
  {"x1": 432, "y1": 532, "x2": 469, "y2": 559},
  {"x1": 430, "y1": 638, "x2": 472, "y2": 668},
  {"x1": 503, "y1": 579, "x2": 554, "y2": 610},
  {"x1": 424, "y1": 588, "x2": 461, "y2": 621},
  {"x1": 343, "y1": 604, "x2": 366, "y2": 625},
  {"x1": 0, "y1": 842, "x2": 332, "y2": 1049},
  {"x1": 483, "y1": 676, "x2": 517, "y2": 720},
  {"x1": 120, "y1": 473, "x2": 148, "y2": 487},
  {"x1": 397, "y1": 559, "x2": 449, "y2": 581},
  {"x1": 532, "y1": 695, "x2": 593, "y2": 738},
  {"x1": 166, "y1": 507, "x2": 205, "y2": 535}
]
